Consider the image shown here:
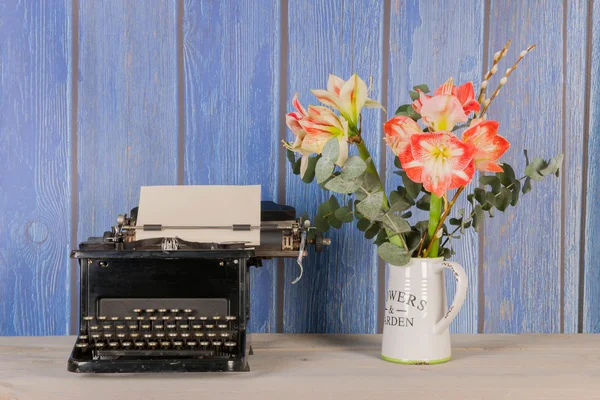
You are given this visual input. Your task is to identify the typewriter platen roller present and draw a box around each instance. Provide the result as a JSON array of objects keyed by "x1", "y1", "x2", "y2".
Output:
[{"x1": 68, "y1": 199, "x2": 329, "y2": 373}]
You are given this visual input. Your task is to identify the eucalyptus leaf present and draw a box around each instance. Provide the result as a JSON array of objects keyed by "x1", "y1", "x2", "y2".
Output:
[
  {"x1": 539, "y1": 154, "x2": 564, "y2": 177},
  {"x1": 378, "y1": 242, "x2": 411, "y2": 266},
  {"x1": 474, "y1": 188, "x2": 486, "y2": 205},
  {"x1": 321, "y1": 138, "x2": 339, "y2": 162},
  {"x1": 382, "y1": 212, "x2": 411, "y2": 234},
  {"x1": 401, "y1": 172, "x2": 422, "y2": 199},
  {"x1": 416, "y1": 193, "x2": 431, "y2": 211},
  {"x1": 315, "y1": 157, "x2": 335, "y2": 184},
  {"x1": 292, "y1": 158, "x2": 301, "y2": 175},
  {"x1": 394, "y1": 156, "x2": 402, "y2": 168},
  {"x1": 522, "y1": 177, "x2": 532, "y2": 194},
  {"x1": 412, "y1": 84, "x2": 430, "y2": 93},
  {"x1": 497, "y1": 163, "x2": 516, "y2": 186},
  {"x1": 357, "y1": 218, "x2": 370, "y2": 231},
  {"x1": 286, "y1": 149, "x2": 296, "y2": 164},
  {"x1": 365, "y1": 224, "x2": 380, "y2": 239},
  {"x1": 328, "y1": 195, "x2": 340, "y2": 211},
  {"x1": 480, "y1": 175, "x2": 501, "y2": 194},
  {"x1": 314, "y1": 215, "x2": 330, "y2": 232},
  {"x1": 511, "y1": 180, "x2": 521, "y2": 206},
  {"x1": 373, "y1": 230, "x2": 388, "y2": 246},
  {"x1": 356, "y1": 191, "x2": 385, "y2": 220},
  {"x1": 409, "y1": 90, "x2": 420, "y2": 101},
  {"x1": 334, "y1": 206, "x2": 354, "y2": 223},
  {"x1": 495, "y1": 188, "x2": 512, "y2": 211},
  {"x1": 388, "y1": 197, "x2": 411, "y2": 213},
  {"x1": 301, "y1": 156, "x2": 318, "y2": 183},
  {"x1": 341, "y1": 156, "x2": 367, "y2": 180},
  {"x1": 473, "y1": 206, "x2": 485, "y2": 232},
  {"x1": 324, "y1": 176, "x2": 361, "y2": 194},
  {"x1": 329, "y1": 215, "x2": 343, "y2": 229},
  {"x1": 524, "y1": 157, "x2": 547, "y2": 180},
  {"x1": 362, "y1": 172, "x2": 382, "y2": 193}
]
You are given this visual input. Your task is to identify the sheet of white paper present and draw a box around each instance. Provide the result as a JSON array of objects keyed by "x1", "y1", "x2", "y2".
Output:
[{"x1": 135, "y1": 185, "x2": 261, "y2": 245}]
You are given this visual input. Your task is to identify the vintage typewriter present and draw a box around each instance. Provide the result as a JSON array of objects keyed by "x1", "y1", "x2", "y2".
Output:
[{"x1": 68, "y1": 186, "x2": 328, "y2": 373}]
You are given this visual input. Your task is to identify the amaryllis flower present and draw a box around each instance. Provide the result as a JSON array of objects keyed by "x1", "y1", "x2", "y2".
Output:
[
  {"x1": 399, "y1": 132, "x2": 475, "y2": 196},
  {"x1": 462, "y1": 119, "x2": 510, "y2": 172},
  {"x1": 383, "y1": 116, "x2": 422, "y2": 156},
  {"x1": 311, "y1": 73, "x2": 383, "y2": 131},
  {"x1": 298, "y1": 105, "x2": 349, "y2": 167},
  {"x1": 413, "y1": 79, "x2": 481, "y2": 117},
  {"x1": 284, "y1": 94, "x2": 317, "y2": 177}
]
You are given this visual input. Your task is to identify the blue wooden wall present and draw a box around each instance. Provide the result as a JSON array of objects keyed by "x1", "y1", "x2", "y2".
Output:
[{"x1": 0, "y1": 0, "x2": 598, "y2": 335}]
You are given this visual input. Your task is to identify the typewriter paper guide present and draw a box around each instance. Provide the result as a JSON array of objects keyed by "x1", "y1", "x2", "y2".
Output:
[{"x1": 135, "y1": 185, "x2": 261, "y2": 245}]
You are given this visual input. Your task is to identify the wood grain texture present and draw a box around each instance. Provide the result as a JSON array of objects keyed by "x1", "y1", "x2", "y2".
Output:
[
  {"x1": 584, "y1": 0, "x2": 600, "y2": 333},
  {"x1": 284, "y1": 0, "x2": 384, "y2": 333},
  {"x1": 182, "y1": 0, "x2": 281, "y2": 332},
  {"x1": 563, "y1": 0, "x2": 589, "y2": 333},
  {"x1": 1, "y1": 335, "x2": 600, "y2": 399},
  {"x1": 484, "y1": 1, "x2": 563, "y2": 333},
  {"x1": 77, "y1": 0, "x2": 178, "y2": 245},
  {"x1": 0, "y1": 0, "x2": 72, "y2": 335},
  {"x1": 386, "y1": 0, "x2": 485, "y2": 333}
]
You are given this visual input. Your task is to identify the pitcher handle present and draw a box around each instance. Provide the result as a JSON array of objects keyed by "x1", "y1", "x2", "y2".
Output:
[{"x1": 435, "y1": 261, "x2": 468, "y2": 334}]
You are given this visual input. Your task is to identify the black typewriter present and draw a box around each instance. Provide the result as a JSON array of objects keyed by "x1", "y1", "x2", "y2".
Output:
[{"x1": 68, "y1": 200, "x2": 328, "y2": 373}]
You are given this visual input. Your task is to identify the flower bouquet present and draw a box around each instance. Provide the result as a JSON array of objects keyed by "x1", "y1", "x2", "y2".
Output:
[{"x1": 284, "y1": 40, "x2": 563, "y2": 266}]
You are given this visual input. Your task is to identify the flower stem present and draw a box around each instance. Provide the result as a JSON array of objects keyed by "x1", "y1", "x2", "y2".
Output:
[
  {"x1": 424, "y1": 186, "x2": 466, "y2": 257},
  {"x1": 356, "y1": 139, "x2": 407, "y2": 250},
  {"x1": 427, "y1": 194, "x2": 443, "y2": 257}
]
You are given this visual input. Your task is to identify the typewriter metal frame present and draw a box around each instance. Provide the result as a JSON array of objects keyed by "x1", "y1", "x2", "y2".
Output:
[{"x1": 68, "y1": 201, "x2": 327, "y2": 373}]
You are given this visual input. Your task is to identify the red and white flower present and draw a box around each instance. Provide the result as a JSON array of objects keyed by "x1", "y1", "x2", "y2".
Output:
[
  {"x1": 462, "y1": 119, "x2": 510, "y2": 172},
  {"x1": 383, "y1": 116, "x2": 422, "y2": 156},
  {"x1": 284, "y1": 94, "x2": 315, "y2": 177},
  {"x1": 399, "y1": 132, "x2": 475, "y2": 196},
  {"x1": 298, "y1": 105, "x2": 349, "y2": 167},
  {"x1": 311, "y1": 74, "x2": 383, "y2": 131}
]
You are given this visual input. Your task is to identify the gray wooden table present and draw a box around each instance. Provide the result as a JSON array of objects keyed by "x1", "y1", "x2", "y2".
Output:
[{"x1": 0, "y1": 334, "x2": 598, "y2": 399}]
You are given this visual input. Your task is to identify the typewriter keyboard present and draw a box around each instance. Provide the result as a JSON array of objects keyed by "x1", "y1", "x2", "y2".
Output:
[{"x1": 76, "y1": 308, "x2": 240, "y2": 358}]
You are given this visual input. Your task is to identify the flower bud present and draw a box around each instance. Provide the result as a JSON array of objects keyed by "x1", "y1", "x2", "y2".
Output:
[
  {"x1": 499, "y1": 77, "x2": 508, "y2": 86},
  {"x1": 483, "y1": 99, "x2": 491, "y2": 107},
  {"x1": 491, "y1": 65, "x2": 498, "y2": 74},
  {"x1": 506, "y1": 68, "x2": 512, "y2": 75},
  {"x1": 520, "y1": 50, "x2": 527, "y2": 57},
  {"x1": 493, "y1": 51, "x2": 501, "y2": 61},
  {"x1": 481, "y1": 80, "x2": 488, "y2": 89}
]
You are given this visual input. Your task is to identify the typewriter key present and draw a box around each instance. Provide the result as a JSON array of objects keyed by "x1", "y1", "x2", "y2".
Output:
[
  {"x1": 207, "y1": 332, "x2": 216, "y2": 338},
  {"x1": 121, "y1": 341, "x2": 132, "y2": 347},
  {"x1": 170, "y1": 309, "x2": 180, "y2": 313},
  {"x1": 166, "y1": 324, "x2": 177, "y2": 330},
  {"x1": 145, "y1": 309, "x2": 155, "y2": 313},
  {"x1": 192, "y1": 324, "x2": 202, "y2": 329},
  {"x1": 143, "y1": 333, "x2": 153, "y2": 339},
  {"x1": 212, "y1": 341, "x2": 222, "y2": 346},
  {"x1": 141, "y1": 324, "x2": 151, "y2": 329},
  {"x1": 110, "y1": 316, "x2": 119, "y2": 321},
  {"x1": 205, "y1": 324, "x2": 215, "y2": 329},
  {"x1": 134, "y1": 341, "x2": 145, "y2": 348},
  {"x1": 104, "y1": 333, "x2": 113, "y2": 339},
  {"x1": 78, "y1": 335, "x2": 89, "y2": 340},
  {"x1": 90, "y1": 325, "x2": 100, "y2": 330},
  {"x1": 117, "y1": 333, "x2": 126, "y2": 338},
  {"x1": 155, "y1": 324, "x2": 164, "y2": 329},
  {"x1": 160, "y1": 341, "x2": 170, "y2": 347},
  {"x1": 174, "y1": 316, "x2": 183, "y2": 321},
  {"x1": 199, "y1": 341, "x2": 209, "y2": 346},
  {"x1": 130, "y1": 332, "x2": 140, "y2": 338},
  {"x1": 168, "y1": 333, "x2": 178, "y2": 338},
  {"x1": 97, "y1": 316, "x2": 107, "y2": 321},
  {"x1": 212, "y1": 316, "x2": 222, "y2": 320},
  {"x1": 220, "y1": 333, "x2": 230, "y2": 338},
  {"x1": 155, "y1": 332, "x2": 165, "y2": 338},
  {"x1": 75, "y1": 342, "x2": 89, "y2": 348},
  {"x1": 194, "y1": 332, "x2": 204, "y2": 338},
  {"x1": 94, "y1": 342, "x2": 106, "y2": 348},
  {"x1": 133, "y1": 309, "x2": 142, "y2": 313},
  {"x1": 161, "y1": 316, "x2": 171, "y2": 320},
  {"x1": 148, "y1": 341, "x2": 158, "y2": 347},
  {"x1": 217, "y1": 324, "x2": 228, "y2": 329},
  {"x1": 108, "y1": 342, "x2": 119, "y2": 347},
  {"x1": 136, "y1": 316, "x2": 145, "y2": 321},
  {"x1": 149, "y1": 316, "x2": 158, "y2": 320},
  {"x1": 188, "y1": 316, "x2": 197, "y2": 320},
  {"x1": 199, "y1": 316, "x2": 208, "y2": 321},
  {"x1": 91, "y1": 333, "x2": 101, "y2": 339},
  {"x1": 158, "y1": 308, "x2": 167, "y2": 313},
  {"x1": 181, "y1": 333, "x2": 190, "y2": 338},
  {"x1": 124, "y1": 316, "x2": 133, "y2": 320},
  {"x1": 225, "y1": 316, "x2": 237, "y2": 321},
  {"x1": 102, "y1": 324, "x2": 112, "y2": 329},
  {"x1": 83, "y1": 316, "x2": 94, "y2": 321},
  {"x1": 180, "y1": 324, "x2": 189, "y2": 329},
  {"x1": 116, "y1": 324, "x2": 125, "y2": 329},
  {"x1": 184, "y1": 309, "x2": 193, "y2": 313},
  {"x1": 224, "y1": 341, "x2": 236, "y2": 347},
  {"x1": 173, "y1": 341, "x2": 183, "y2": 347},
  {"x1": 187, "y1": 341, "x2": 197, "y2": 347},
  {"x1": 128, "y1": 324, "x2": 138, "y2": 330}
]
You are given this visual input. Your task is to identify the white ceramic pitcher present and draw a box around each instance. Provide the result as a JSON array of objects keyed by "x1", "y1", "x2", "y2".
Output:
[{"x1": 381, "y1": 257, "x2": 467, "y2": 364}]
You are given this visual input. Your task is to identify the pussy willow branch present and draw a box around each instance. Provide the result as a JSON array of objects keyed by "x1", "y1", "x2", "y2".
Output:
[
  {"x1": 422, "y1": 186, "x2": 465, "y2": 257},
  {"x1": 477, "y1": 39, "x2": 511, "y2": 104}
]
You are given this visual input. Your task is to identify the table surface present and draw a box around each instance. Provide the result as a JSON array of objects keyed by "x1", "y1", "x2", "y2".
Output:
[{"x1": 0, "y1": 334, "x2": 598, "y2": 400}]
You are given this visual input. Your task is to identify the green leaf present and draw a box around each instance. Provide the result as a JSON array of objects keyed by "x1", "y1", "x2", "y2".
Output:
[
  {"x1": 362, "y1": 172, "x2": 382, "y2": 192},
  {"x1": 441, "y1": 247, "x2": 452, "y2": 258},
  {"x1": 286, "y1": 149, "x2": 296, "y2": 164},
  {"x1": 524, "y1": 157, "x2": 547, "y2": 180},
  {"x1": 329, "y1": 215, "x2": 343, "y2": 229},
  {"x1": 539, "y1": 154, "x2": 564, "y2": 177},
  {"x1": 409, "y1": 90, "x2": 420, "y2": 101},
  {"x1": 394, "y1": 104, "x2": 411, "y2": 115},
  {"x1": 412, "y1": 84, "x2": 430, "y2": 93},
  {"x1": 324, "y1": 176, "x2": 361, "y2": 194},
  {"x1": 522, "y1": 177, "x2": 532, "y2": 194},
  {"x1": 401, "y1": 172, "x2": 422, "y2": 199},
  {"x1": 394, "y1": 157, "x2": 402, "y2": 169},
  {"x1": 356, "y1": 191, "x2": 385, "y2": 220},
  {"x1": 365, "y1": 223, "x2": 380, "y2": 239},
  {"x1": 340, "y1": 156, "x2": 367, "y2": 180},
  {"x1": 321, "y1": 139, "x2": 339, "y2": 162},
  {"x1": 378, "y1": 242, "x2": 411, "y2": 266},
  {"x1": 373, "y1": 230, "x2": 388, "y2": 246},
  {"x1": 449, "y1": 217, "x2": 462, "y2": 226},
  {"x1": 524, "y1": 149, "x2": 530, "y2": 166},
  {"x1": 334, "y1": 206, "x2": 354, "y2": 223},
  {"x1": 474, "y1": 187, "x2": 486, "y2": 205},
  {"x1": 314, "y1": 214, "x2": 330, "y2": 232},
  {"x1": 497, "y1": 163, "x2": 516, "y2": 187},
  {"x1": 382, "y1": 212, "x2": 411, "y2": 234},
  {"x1": 405, "y1": 231, "x2": 422, "y2": 252},
  {"x1": 292, "y1": 158, "x2": 301, "y2": 175},
  {"x1": 415, "y1": 220, "x2": 429, "y2": 233},
  {"x1": 401, "y1": 211, "x2": 412, "y2": 219},
  {"x1": 511, "y1": 180, "x2": 521, "y2": 206},
  {"x1": 328, "y1": 195, "x2": 340, "y2": 211},
  {"x1": 467, "y1": 193, "x2": 475, "y2": 204},
  {"x1": 480, "y1": 175, "x2": 502, "y2": 194},
  {"x1": 388, "y1": 196, "x2": 411, "y2": 213},
  {"x1": 472, "y1": 205, "x2": 485, "y2": 232},
  {"x1": 301, "y1": 156, "x2": 318, "y2": 183},
  {"x1": 495, "y1": 187, "x2": 512, "y2": 211},
  {"x1": 315, "y1": 157, "x2": 335, "y2": 184},
  {"x1": 318, "y1": 200, "x2": 332, "y2": 215},
  {"x1": 357, "y1": 218, "x2": 370, "y2": 231},
  {"x1": 416, "y1": 193, "x2": 431, "y2": 211},
  {"x1": 483, "y1": 191, "x2": 495, "y2": 211}
]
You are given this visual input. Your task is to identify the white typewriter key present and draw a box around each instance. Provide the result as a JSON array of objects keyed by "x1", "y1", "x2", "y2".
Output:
[
  {"x1": 133, "y1": 309, "x2": 142, "y2": 313},
  {"x1": 78, "y1": 335, "x2": 89, "y2": 340},
  {"x1": 141, "y1": 324, "x2": 151, "y2": 329},
  {"x1": 199, "y1": 341, "x2": 210, "y2": 346},
  {"x1": 192, "y1": 324, "x2": 202, "y2": 329},
  {"x1": 117, "y1": 333, "x2": 126, "y2": 338},
  {"x1": 181, "y1": 333, "x2": 190, "y2": 338},
  {"x1": 102, "y1": 324, "x2": 111, "y2": 329},
  {"x1": 124, "y1": 316, "x2": 133, "y2": 320},
  {"x1": 205, "y1": 324, "x2": 215, "y2": 329},
  {"x1": 173, "y1": 341, "x2": 183, "y2": 346},
  {"x1": 225, "y1": 316, "x2": 237, "y2": 321},
  {"x1": 155, "y1": 324, "x2": 164, "y2": 329},
  {"x1": 160, "y1": 341, "x2": 170, "y2": 347},
  {"x1": 199, "y1": 316, "x2": 208, "y2": 321},
  {"x1": 220, "y1": 333, "x2": 230, "y2": 338},
  {"x1": 143, "y1": 333, "x2": 153, "y2": 339},
  {"x1": 116, "y1": 324, "x2": 125, "y2": 329},
  {"x1": 76, "y1": 343, "x2": 89, "y2": 348},
  {"x1": 217, "y1": 324, "x2": 228, "y2": 329},
  {"x1": 90, "y1": 325, "x2": 100, "y2": 330},
  {"x1": 145, "y1": 309, "x2": 155, "y2": 313},
  {"x1": 212, "y1": 316, "x2": 222, "y2": 320},
  {"x1": 128, "y1": 324, "x2": 138, "y2": 329},
  {"x1": 207, "y1": 333, "x2": 216, "y2": 338},
  {"x1": 156, "y1": 333, "x2": 165, "y2": 338},
  {"x1": 168, "y1": 333, "x2": 178, "y2": 338},
  {"x1": 83, "y1": 316, "x2": 94, "y2": 321},
  {"x1": 174, "y1": 316, "x2": 183, "y2": 321},
  {"x1": 148, "y1": 341, "x2": 158, "y2": 347},
  {"x1": 170, "y1": 309, "x2": 180, "y2": 313},
  {"x1": 121, "y1": 341, "x2": 132, "y2": 347},
  {"x1": 180, "y1": 324, "x2": 189, "y2": 329},
  {"x1": 212, "y1": 341, "x2": 222, "y2": 346},
  {"x1": 97, "y1": 316, "x2": 107, "y2": 321},
  {"x1": 134, "y1": 341, "x2": 145, "y2": 348},
  {"x1": 194, "y1": 332, "x2": 204, "y2": 338},
  {"x1": 224, "y1": 341, "x2": 236, "y2": 347},
  {"x1": 94, "y1": 342, "x2": 106, "y2": 348},
  {"x1": 149, "y1": 316, "x2": 158, "y2": 320},
  {"x1": 104, "y1": 333, "x2": 113, "y2": 338},
  {"x1": 187, "y1": 341, "x2": 197, "y2": 347},
  {"x1": 161, "y1": 316, "x2": 170, "y2": 320},
  {"x1": 188, "y1": 316, "x2": 197, "y2": 320},
  {"x1": 158, "y1": 308, "x2": 167, "y2": 313},
  {"x1": 166, "y1": 324, "x2": 177, "y2": 329},
  {"x1": 111, "y1": 316, "x2": 119, "y2": 321},
  {"x1": 109, "y1": 342, "x2": 119, "y2": 347},
  {"x1": 184, "y1": 309, "x2": 193, "y2": 313},
  {"x1": 130, "y1": 333, "x2": 140, "y2": 338},
  {"x1": 136, "y1": 316, "x2": 145, "y2": 320},
  {"x1": 91, "y1": 333, "x2": 101, "y2": 339}
]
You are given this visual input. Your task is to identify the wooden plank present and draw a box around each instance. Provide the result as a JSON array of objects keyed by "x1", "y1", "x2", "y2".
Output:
[
  {"x1": 77, "y1": 2, "x2": 178, "y2": 241},
  {"x1": 284, "y1": 0, "x2": 384, "y2": 333},
  {"x1": 182, "y1": 0, "x2": 281, "y2": 332},
  {"x1": 386, "y1": 0, "x2": 485, "y2": 333},
  {"x1": 0, "y1": 0, "x2": 72, "y2": 335},
  {"x1": 564, "y1": 0, "x2": 589, "y2": 333},
  {"x1": 584, "y1": 0, "x2": 600, "y2": 333},
  {"x1": 484, "y1": 1, "x2": 563, "y2": 333},
  {"x1": 0, "y1": 335, "x2": 600, "y2": 399}
]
